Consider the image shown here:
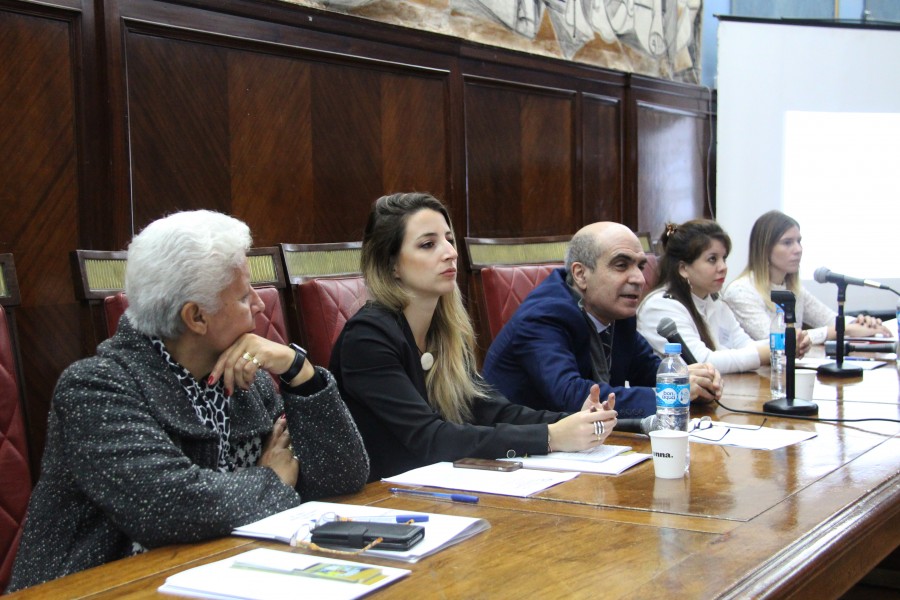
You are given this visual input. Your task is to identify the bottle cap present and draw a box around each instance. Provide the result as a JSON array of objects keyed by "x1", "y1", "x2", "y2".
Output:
[{"x1": 664, "y1": 342, "x2": 681, "y2": 354}]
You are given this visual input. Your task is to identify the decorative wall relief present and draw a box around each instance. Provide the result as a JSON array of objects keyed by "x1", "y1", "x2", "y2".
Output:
[{"x1": 292, "y1": 0, "x2": 703, "y2": 83}]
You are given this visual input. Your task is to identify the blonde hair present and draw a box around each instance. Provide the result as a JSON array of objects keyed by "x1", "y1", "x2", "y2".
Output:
[
  {"x1": 362, "y1": 193, "x2": 487, "y2": 423},
  {"x1": 739, "y1": 210, "x2": 801, "y2": 308}
]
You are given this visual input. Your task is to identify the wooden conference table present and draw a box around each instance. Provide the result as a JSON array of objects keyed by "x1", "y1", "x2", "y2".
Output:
[{"x1": 8, "y1": 359, "x2": 900, "y2": 599}]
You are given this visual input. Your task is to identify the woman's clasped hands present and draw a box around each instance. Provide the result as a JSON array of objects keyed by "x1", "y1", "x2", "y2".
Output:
[{"x1": 206, "y1": 334, "x2": 312, "y2": 487}]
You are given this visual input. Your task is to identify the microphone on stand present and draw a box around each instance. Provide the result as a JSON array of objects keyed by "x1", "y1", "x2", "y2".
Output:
[
  {"x1": 656, "y1": 318, "x2": 698, "y2": 365},
  {"x1": 812, "y1": 269, "x2": 864, "y2": 378},
  {"x1": 813, "y1": 267, "x2": 891, "y2": 291},
  {"x1": 826, "y1": 340, "x2": 897, "y2": 356}
]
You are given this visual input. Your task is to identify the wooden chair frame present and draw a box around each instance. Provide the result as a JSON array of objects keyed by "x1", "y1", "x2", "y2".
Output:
[
  {"x1": 280, "y1": 241, "x2": 362, "y2": 284},
  {"x1": 464, "y1": 235, "x2": 571, "y2": 271},
  {"x1": 0, "y1": 253, "x2": 21, "y2": 307},
  {"x1": 279, "y1": 242, "x2": 364, "y2": 363},
  {"x1": 70, "y1": 247, "x2": 291, "y2": 350},
  {"x1": 462, "y1": 235, "x2": 570, "y2": 360}
]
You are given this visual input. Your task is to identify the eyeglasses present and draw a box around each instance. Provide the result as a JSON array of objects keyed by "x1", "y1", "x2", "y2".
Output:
[{"x1": 688, "y1": 416, "x2": 767, "y2": 442}]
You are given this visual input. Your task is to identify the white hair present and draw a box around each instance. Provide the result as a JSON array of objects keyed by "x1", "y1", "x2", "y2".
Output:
[{"x1": 124, "y1": 210, "x2": 252, "y2": 339}]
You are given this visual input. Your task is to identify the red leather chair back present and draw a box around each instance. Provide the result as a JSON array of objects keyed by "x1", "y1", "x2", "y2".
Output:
[
  {"x1": 296, "y1": 276, "x2": 367, "y2": 366},
  {"x1": 102, "y1": 288, "x2": 287, "y2": 344},
  {"x1": 253, "y1": 287, "x2": 288, "y2": 345},
  {"x1": 0, "y1": 305, "x2": 30, "y2": 593},
  {"x1": 103, "y1": 291, "x2": 129, "y2": 335},
  {"x1": 103, "y1": 288, "x2": 287, "y2": 390},
  {"x1": 641, "y1": 253, "x2": 660, "y2": 297},
  {"x1": 480, "y1": 264, "x2": 559, "y2": 340}
]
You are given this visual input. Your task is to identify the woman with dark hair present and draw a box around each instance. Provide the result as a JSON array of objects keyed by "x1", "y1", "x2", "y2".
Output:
[
  {"x1": 637, "y1": 219, "x2": 771, "y2": 374},
  {"x1": 330, "y1": 193, "x2": 618, "y2": 481},
  {"x1": 723, "y1": 210, "x2": 888, "y2": 345}
]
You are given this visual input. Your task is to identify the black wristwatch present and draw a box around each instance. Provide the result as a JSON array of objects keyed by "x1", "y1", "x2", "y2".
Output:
[{"x1": 279, "y1": 343, "x2": 309, "y2": 386}]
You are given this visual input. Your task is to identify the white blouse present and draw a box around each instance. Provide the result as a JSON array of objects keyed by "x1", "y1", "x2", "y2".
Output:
[
  {"x1": 637, "y1": 288, "x2": 762, "y2": 374},
  {"x1": 722, "y1": 275, "x2": 834, "y2": 345}
]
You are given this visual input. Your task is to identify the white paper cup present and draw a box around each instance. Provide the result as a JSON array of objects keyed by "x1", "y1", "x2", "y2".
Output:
[
  {"x1": 649, "y1": 430, "x2": 689, "y2": 479},
  {"x1": 794, "y1": 371, "x2": 816, "y2": 400}
]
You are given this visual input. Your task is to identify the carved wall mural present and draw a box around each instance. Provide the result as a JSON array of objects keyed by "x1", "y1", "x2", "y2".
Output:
[{"x1": 291, "y1": 0, "x2": 703, "y2": 82}]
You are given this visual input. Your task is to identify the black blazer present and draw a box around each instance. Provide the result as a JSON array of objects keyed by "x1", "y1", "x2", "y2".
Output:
[{"x1": 330, "y1": 303, "x2": 568, "y2": 481}]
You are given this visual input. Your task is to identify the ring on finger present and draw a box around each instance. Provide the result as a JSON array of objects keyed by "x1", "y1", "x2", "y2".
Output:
[
  {"x1": 242, "y1": 352, "x2": 253, "y2": 362},
  {"x1": 251, "y1": 356, "x2": 261, "y2": 367}
]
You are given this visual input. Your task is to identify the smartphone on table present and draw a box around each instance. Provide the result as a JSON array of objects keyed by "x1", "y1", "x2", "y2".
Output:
[{"x1": 452, "y1": 457, "x2": 522, "y2": 471}]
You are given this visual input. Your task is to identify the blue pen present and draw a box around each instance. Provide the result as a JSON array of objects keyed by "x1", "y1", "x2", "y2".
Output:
[
  {"x1": 843, "y1": 357, "x2": 874, "y2": 362},
  {"x1": 389, "y1": 487, "x2": 479, "y2": 504},
  {"x1": 347, "y1": 515, "x2": 430, "y2": 523}
]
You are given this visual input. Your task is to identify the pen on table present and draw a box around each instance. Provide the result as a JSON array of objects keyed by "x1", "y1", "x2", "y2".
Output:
[
  {"x1": 342, "y1": 515, "x2": 430, "y2": 523},
  {"x1": 843, "y1": 357, "x2": 875, "y2": 362},
  {"x1": 389, "y1": 487, "x2": 479, "y2": 504}
]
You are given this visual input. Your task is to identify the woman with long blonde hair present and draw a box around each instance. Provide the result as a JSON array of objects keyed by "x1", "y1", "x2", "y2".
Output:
[
  {"x1": 723, "y1": 210, "x2": 888, "y2": 346},
  {"x1": 330, "y1": 193, "x2": 618, "y2": 480}
]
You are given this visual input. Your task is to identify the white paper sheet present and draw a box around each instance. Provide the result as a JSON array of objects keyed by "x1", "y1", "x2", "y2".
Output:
[
  {"x1": 383, "y1": 461, "x2": 577, "y2": 497},
  {"x1": 232, "y1": 501, "x2": 489, "y2": 563},
  {"x1": 500, "y1": 444, "x2": 651, "y2": 474},
  {"x1": 159, "y1": 548, "x2": 409, "y2": 600},
  {"x1": 689, "y1": 422, "x2": 816, "y2": 450}
]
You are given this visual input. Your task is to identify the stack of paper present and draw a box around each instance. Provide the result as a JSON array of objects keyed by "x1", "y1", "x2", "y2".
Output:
[
  {"x1": 501, "y1": 444, "x2": 650, "y2": 474},
  {"x1": 383, "y1": 461, "x2": 578, "y2": 497},
  {"x1": 233, "y1": 501, "x2": 489, "y2": 563},
  {"x1": 159, "y1": 548, "x2": 409, "y2": 599}
]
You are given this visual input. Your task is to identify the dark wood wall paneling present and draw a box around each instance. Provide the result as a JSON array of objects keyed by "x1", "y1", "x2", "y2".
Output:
[
  {"x1": 1, "y1": 0, "x2": 713, "y2": 472},
  {"x1": 627, "y1": 76, "x2": 715, "y2": 241},
  {"x1": 0, "y1": 0, "x2": 105, "y2": 475}
]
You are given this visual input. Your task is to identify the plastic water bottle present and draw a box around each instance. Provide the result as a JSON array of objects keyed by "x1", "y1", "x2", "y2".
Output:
[
  {"x1": 656, "y1": 342, "x2": 691, "y2": 472},
  {"x1": 770, "y1": 306, "x2": 786, "y2": 400}
]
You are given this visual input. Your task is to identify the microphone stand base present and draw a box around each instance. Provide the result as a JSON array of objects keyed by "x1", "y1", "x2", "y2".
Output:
[
  {"x1": 816, "y1": 363, "x2": 864, "y2": 378},
  {"x1": 763, "y1": 398, "x2": 819, "y2": 415}
]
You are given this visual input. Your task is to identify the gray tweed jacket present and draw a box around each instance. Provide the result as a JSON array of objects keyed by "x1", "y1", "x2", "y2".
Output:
[{"x1": 8, "y1": 316, "x2": 369, "y2": 592}]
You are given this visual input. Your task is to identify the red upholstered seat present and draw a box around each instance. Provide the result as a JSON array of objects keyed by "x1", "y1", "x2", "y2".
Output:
[
  {"x1": 296, "y1": 276, "x2": 367, "y2": 366},
  {"x1": 103, "y1": 291, "x2": 129, "y2": 335},
  {"x1": 641, "y1": 253, "x2": 660, "y2": 297},
  {"x1": 480, "y1": 264, "x2": 559, "y2": 340},
  {"x1": 102, "y1": 288, "x2": 288, "y2": 389},
  {"x1": 252, "y1": 287, "x2": 288, "y2": 345},
  {"x1": 102, "y1": 288, "x2": 287, "y2": 344},
  {"x1": 0, "y1": 305, "x2": 30, "y2": 593}
]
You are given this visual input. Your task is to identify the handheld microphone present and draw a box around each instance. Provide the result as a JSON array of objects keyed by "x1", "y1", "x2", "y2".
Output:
[
  {"x1": 813, "y1": 267, "x2": 890, "y2": 290},
  {"x1": 656, "y1": 318, "x2": 699, "y2": 365},
  {"x1": 615, "y1": 414, "x2": 660, "y2": 435},
  {"x1": 825, "y1": 340, "x2": 897, "y2": 356}
]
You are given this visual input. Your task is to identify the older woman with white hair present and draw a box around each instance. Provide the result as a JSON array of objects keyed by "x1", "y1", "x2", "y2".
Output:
[{"x1": 8, "y1": 210, "x2": 368, "y2": 592}]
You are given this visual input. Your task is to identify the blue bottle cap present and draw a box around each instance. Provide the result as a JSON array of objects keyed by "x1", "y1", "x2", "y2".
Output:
[{"x1": 664, "y1": 342, "x2": 681, "y2": 354}]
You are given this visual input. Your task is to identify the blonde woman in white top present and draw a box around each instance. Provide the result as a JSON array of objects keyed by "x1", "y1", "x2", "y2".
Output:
[
  {"x1": 723, "y1": 211, "x2": 888, "y2": 345},
  {"x1": 637, "y1": 220, "x2": 772, "y2": 374}
]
